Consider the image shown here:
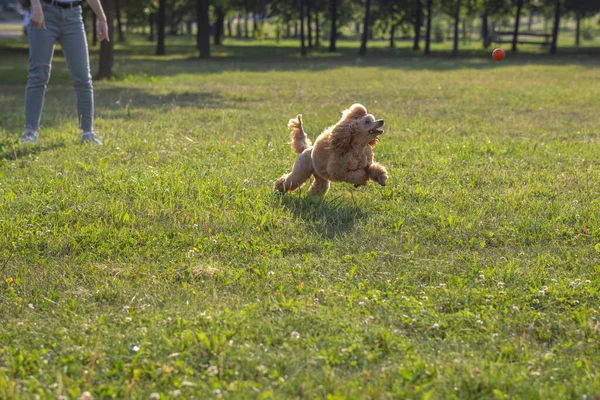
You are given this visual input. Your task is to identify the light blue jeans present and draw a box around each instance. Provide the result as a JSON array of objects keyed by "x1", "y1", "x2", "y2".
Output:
[{"x1": 25, "y1": 2, "x2": 93, "y2": 132}]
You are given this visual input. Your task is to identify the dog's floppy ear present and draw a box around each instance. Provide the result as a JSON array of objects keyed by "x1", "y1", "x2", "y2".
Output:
[
  {"x1": 329, "y1": 120, "x2": 357, "y2": 151},
  {"x1": 340, "y1": 103, "x2": 367, "y2": 122}
]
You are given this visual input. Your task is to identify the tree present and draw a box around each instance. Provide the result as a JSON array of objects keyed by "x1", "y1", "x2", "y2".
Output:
[
  {"x1": 306, "y1": 0, "x2": 313, "y2": 47},
  {"x1": 424, "y1": 0, "x2": 432, "y2": 53},
  {"x1": 299, "y1": 0, "x2": 307, "y2": 56},
  {"x1": 511, "y1": 0, "x2": 524, "y2": 52},
  {"x1": 329, "y1": 0, "x2": 338, "y2": 51},
  {"x1": 413, "y1": 0, "x2": 422, "y2": 50},
  {"x1": 115, "y1": 0, "x2": 125, "y2": 42},
  {"x1": 97, "y1": 0, "x2": 115, "y2": 79},
  {"x1": 549, "y1": 0, "x2": 560, "y2": 54},
  {"x1": 359, "y1": 0, "x2": 371, "y2": 55},
  {"x1": 156, "y1": 0, "x2": 166, "y2": 55},
  {"x1": 197, "y1": 0, "x2": 210, "y2": 58}
]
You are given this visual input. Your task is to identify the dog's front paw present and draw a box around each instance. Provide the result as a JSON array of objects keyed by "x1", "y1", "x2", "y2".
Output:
[
  {"x1": 377, "y1": 174, "x2": 388, "y2": 186},
  {"x1": 274, "y1": 176, "x2": 286, "y2": 192}
]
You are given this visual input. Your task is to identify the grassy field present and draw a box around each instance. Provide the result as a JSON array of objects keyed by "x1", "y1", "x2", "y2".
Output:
[{"x1": 1, "y1": 36, "x2": 599, "y2": 399}]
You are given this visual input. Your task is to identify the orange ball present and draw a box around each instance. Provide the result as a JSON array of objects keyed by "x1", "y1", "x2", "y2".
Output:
[{"x1": 492, "y1": 48, "x2": 505, "y2": 61}]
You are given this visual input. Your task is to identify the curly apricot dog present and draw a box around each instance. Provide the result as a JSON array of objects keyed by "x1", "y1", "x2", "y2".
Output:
[{"x1": 274, "y1": 103, "x2": 388, "y2": 196}]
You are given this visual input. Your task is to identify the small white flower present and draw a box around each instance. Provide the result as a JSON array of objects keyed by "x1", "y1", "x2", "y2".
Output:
[
  {"x1": 476, "y1": 320, "x2": 483, "y2": 325},
  {"x1": 207, "y1": 365, "x2": 219, "y2": 376},
  {"x1": 150, "y1": 393, "x2": 160, "y2": 400},
  {"x1": 431, "y1": 323, "x2": 440, "y2": 329},
  {"x1": 584, "y1": 280, "x2": 591, "y2": 284},
  {"x1": 358, "y1": 301, "x2": 365, "y2": 306},
  {"x1": 192, "y1": 224, "x2": 198, "y2": 229},
  {"x1": 492, "y1": 333, "x2": 499, "y2": 338},
  {"x1": 538, "y1": 290, "x2": 546, "y2": 296},
  {"x1": 213, "y1": 389, "x2": 223, "y2": 398},
  {"x1": 291, "y1": 331, "x2": 300, "y2": 339},
  {"x1": 28, "y1": 303, "x2": 34, "y2": 310},
  {"x1": 187, "y1": 250, "x2": 195, "y2": 258},
  {"x1": 125, "y1": 317, "x2": 132, "y2": 322},
  {"x1": 533, "y1": 299, "x2": 540, "y2": 304},
  {"x1": 58, "y1": 396, "x2": 68, "y2": 400},
  {"x1": 171, "y1": 390, "x2": 181, "y2": 397},
  {"x1": 257, "y1": 365, "x2": 268, "y2": 374},
  {"x1": 268, "y1": 271, "x2": 275, "y2": 276},
  {"x1": 182, "y1": 381, "x2": 197, "y2": 387},
  {"x1": 497, "y1": 282, "x2": 505, "y2": 287},
  {"x1": 422, "y1": 296, "x2": 428, "y2": 300},
  {"x1": 243, "y1": 179, "x2": 249, "y2": 185},
  {"x1": 79, "y1": 392, "x2": 93, "y2": 400},
  {"x1": 512, "y1": 305, "x2": 519, "y2": 311},
  {"x1": 479, "y1": 274, "x2": 485, "y2": 280}
]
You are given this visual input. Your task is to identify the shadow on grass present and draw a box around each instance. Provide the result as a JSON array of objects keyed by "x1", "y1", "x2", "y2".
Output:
[
  {"x1": 0, "y1": 86, "x2": 235, "y2": 134},
  {"x1": 276, "y1": 193, "x2": 367, "y2": 239},
  {"x1": 0, "y1": 140, "x2": 65, "y2": 161}
]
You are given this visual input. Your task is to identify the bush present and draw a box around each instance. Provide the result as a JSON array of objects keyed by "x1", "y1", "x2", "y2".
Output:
[
  {"x1": 581, "y1": 25, "x2": 594, "y2": 41},
  {"x1": 433, "y1": 23, "x2": 444, "y2": 43}
]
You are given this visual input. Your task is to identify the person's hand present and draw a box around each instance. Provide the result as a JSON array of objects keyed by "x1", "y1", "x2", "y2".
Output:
[
  {"x1": 30, "y1": 4, "x2": 45, "y2": 29},
  {"x1": 97, "y1": 17, "x2": 110, "y2": 42}
]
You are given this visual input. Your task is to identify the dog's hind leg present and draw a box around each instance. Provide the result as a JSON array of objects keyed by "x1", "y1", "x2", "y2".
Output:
[
  {"x1": 307, "y1": 174, "x2": 330, "y2": 196},
  {"x1": 274, "y1": 149, "x2": 314, "y2": 193}
]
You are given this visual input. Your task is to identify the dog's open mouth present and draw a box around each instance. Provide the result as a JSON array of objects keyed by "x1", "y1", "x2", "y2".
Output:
[{"x1": 369, "y1": 120, "x2": 385, "y2": 135}]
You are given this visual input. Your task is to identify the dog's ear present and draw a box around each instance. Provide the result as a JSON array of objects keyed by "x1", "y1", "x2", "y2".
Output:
[
  {"x1": 330, "y1": 121, "x2": 357, "y2": 151},
  {"x1": 340, "y1": 104, "x2": 367, "y2": 122}
]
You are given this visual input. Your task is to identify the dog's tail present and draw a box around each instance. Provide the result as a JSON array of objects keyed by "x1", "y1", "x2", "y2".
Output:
[{"x1": 288, "y1": 114, "x2": 312, "y2": 154}]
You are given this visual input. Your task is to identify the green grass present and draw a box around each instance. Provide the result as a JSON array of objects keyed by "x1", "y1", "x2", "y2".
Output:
[{"x1": 1, "y1": 36, "x2": 599, "y2": 399}]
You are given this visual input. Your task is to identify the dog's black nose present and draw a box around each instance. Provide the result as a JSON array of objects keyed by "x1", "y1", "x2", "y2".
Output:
[{"x1": 376, "y1": 120, "x2": 385, "y2": 127}]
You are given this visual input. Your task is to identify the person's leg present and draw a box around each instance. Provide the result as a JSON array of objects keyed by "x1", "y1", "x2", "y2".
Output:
[
  {"x1": 60, "y1": 5, "x2": 100, "y2": 144},
  {"x1": 23, "y1": 3, "x2": 60, "y2": 141}
]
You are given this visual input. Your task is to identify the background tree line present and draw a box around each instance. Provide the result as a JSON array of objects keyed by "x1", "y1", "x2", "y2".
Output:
[{"x1": 47, "y1": 0, "x2": 600, "y2": 77}]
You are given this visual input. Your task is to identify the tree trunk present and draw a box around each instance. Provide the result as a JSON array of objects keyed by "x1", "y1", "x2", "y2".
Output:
[
  {"x1": 253, "y1": 14, "x2": 258, "y2": 37},
  {"x1": 307, "y1": 1, "x2": 313, "y2": 48},
  {"x1": 197, "y1": 0, "x2": 210, "y2": 58},
  {"x1": 214, "y1": 10, "x2": 225, "y2": 45},
  {"x1": 115, "y1": 0, "x2": 124, "y2": 42},
  {"x1": 227, "y1": 18, "x2": 232, "y2": 37},
  {"x1": 329, "y1": 0, "x2": 337, "y2": 52},
  {"x1": 299, "y1": 0, "x2": 307, "y2": 56},
  {"x1": 452, "y1": 0, "x2": 461, "y2": 56},
  {"x1": 359, "y1": 0, "x2": 371, "y2": 55},
  {"x1": 425, "y1": 0, "x2": 432, "y2": 54},
  {"x1": 482, "y1": 13, "x2": 489, "y2": 48},
  {"x1": 512, "y1": 0, "x2": 523, "y2": 52},
  {"x1": 315, "y1": 12, "x2": 320, "y2": 46},
  {"x1": 462, "y1": 16, "x2": 466, "y2": 44},
  {"x1": 285, "y1": 21, "x2": 290, "y2": 38},
  {"x1": 97, "y1": 0, "x2": 115, "y2": 79},
  {"x1": 575, "y1": 13, "x2": 580, "y2": 45},
  {"x1": 92, "y1": 15, "x2": 98, "y2": 46},
  {"x1": 244, "y1": 13, "x2": 249, "y2": 38},
  {"x1": 186, "y1": 20, "x2": 193, "y2": 35},
  {"x1": 390, "y1": 23, "x2": 395, "y2": 48},
  {"x1": 413, "y1": 0, "x2": 422, "y2": 50},
  {"x1": 294, "y1": 21, "x2": 298, "y2": 38},
  {"x1": 527, "y1": 9, "x2": 533, "y2": 31},
  {"x1": 237, "y1": 14, "x2": 242, "y2": 37},
  {"x1": 156, "y1": 0, "x2": 166, "y2": 55},
  {"x1": 549, "y1": 0, "x2": 559, "y2": 54}
]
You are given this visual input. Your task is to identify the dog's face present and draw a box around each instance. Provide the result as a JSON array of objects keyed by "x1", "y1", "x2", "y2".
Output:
[
  {"x1": 357, "y1": 113, "x2": 385, "y2": 144},
  {"x1": 331, "y1": 104, "x2": 385, "y2": 149}
]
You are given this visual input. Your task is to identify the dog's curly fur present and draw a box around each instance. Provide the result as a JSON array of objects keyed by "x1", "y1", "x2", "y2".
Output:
[{"x1": 274, "y1": 104, "x2": 388, "y2": 196}]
